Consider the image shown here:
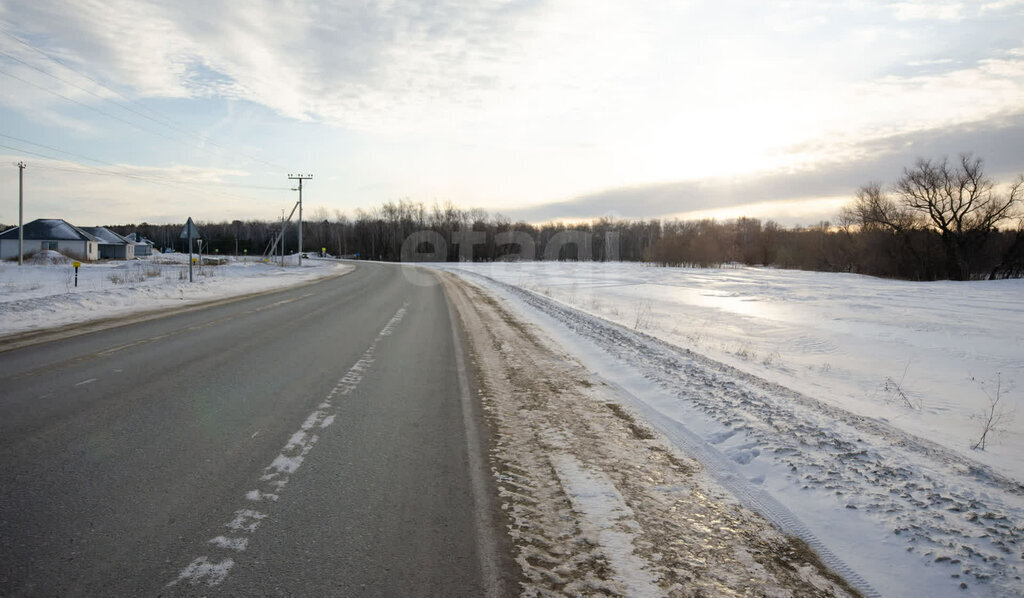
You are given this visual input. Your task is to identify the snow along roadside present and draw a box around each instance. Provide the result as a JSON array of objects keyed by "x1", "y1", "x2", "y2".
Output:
[
  {"x1": 439, "y1": 272, "x2": 862, "y2": 597},
  {"x1": 443, "y1": 268, "x2": 1024, "y2": 598},
  {"x1": 0, "y1": 262, "x2": 354, "y2": 351}
]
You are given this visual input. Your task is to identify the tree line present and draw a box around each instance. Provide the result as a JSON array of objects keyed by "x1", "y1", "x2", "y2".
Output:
[{"x1": 95, "y1": 154, "x2": 1022, "y2": 281}]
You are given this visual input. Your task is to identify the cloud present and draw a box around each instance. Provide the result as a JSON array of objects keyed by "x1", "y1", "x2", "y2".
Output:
[
  {"x1": 1, "y1": 0, "x2": 1022, "y2": 225},
  {"x1": 0, "y1": 154, "x2": 272, "y2": 225},
  {"x1": 890, "y1": 1, "x2": 965, "y2": 21},
  {"x1": 501, "y1": 113, "x2": 1024, "y2": 224},
  {"x1": 1, "y1": 0, "x2": 552, "y2": 129}
]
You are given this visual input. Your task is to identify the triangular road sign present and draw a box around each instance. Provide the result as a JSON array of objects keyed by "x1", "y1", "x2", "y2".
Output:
[{"x1": 179, "y1": 217, "x2": 202, "y2": 239}]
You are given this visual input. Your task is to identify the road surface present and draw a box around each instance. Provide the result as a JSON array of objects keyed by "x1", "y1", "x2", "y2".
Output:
[{"x1": 0, "y1": 262, "x2": 510, "y2": 596}]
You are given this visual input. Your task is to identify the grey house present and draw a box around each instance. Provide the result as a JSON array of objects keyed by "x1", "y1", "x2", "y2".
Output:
[
  {"x1": 81, "y1": 227, "x2": 136, "y2": 260},
  {"x1": 125, "y1": 232, "x2": 156, "y2": 257},
  {"x1": 0, "y1": 219, "x2": 100, "y2": 261}
]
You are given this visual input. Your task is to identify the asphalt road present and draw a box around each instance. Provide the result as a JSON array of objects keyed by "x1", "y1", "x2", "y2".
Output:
[{"x1": 0, "y1": 262, "x2": 509, "y2": 596}]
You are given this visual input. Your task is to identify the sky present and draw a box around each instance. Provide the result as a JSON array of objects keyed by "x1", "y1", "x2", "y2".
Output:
[{"x1": 0, "y1": 0, "x2": 1023, "y2": 227}]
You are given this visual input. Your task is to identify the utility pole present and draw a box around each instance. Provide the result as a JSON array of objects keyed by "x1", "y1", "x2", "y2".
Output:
[
  {"x1": 287, "y1": 173, "x2": 312, "y2": 259},
  {"x1": 17, "y1": 161, "x2": 25, "y2": 266}
]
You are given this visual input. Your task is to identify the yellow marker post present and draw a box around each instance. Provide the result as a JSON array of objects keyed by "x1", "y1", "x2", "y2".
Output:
[{"x1": 72, "y1": 261, "x2": 81, "y2": 287}]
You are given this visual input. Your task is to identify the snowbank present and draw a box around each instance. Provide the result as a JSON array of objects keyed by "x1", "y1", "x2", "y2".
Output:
[
  {"x1": 430, "y1": 262, "x2": 1024, "y2": 597},
  {"x1": 0, "y1": 254, "x2": 352, "y2": 338}
]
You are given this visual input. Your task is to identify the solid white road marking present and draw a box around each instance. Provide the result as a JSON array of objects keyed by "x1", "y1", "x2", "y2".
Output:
[{"x1": 74, "y1": 378, "x2": 97, "y2": 387}]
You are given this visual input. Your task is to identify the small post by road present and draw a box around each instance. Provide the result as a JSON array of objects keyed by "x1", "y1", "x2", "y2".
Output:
[
  {"x1": 179, "y1": 217, "x2": 202, "y2": 283},
  {"x1": 73, "y1": 261, "x2": 81, "y2": 287}
]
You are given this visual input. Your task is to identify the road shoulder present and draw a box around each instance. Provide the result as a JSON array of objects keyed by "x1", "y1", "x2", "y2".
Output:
[{"x1": 439, "y1": 271, "x2": 863, "y2": 597}]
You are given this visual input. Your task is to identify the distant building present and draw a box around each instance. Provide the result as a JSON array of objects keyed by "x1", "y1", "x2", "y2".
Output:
[
  {"x1": 81, "y1": 227, "x2": 136, "y2": 260},
  {"x1": 0, "y1": 218, "x2": 100, "y2": 261},
  {"x1": 125, "y1": 232, "x2": 156, "y2": 257}
]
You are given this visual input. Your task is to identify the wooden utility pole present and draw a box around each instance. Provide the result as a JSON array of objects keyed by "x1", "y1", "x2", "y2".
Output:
[
  {"x1": 287, "y1": 173, "x2": 312, "y2": 258},
  {"x1": 17, "y1": 161, "x2": 25, "y2": 266}
]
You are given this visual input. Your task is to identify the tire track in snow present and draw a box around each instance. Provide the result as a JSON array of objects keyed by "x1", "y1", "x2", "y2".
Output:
[
  {"x1": 462, "y1": 273, "x2": 885, "y2": 595},
  {"x1": 463, "y1": 270, "x2": 1024, "y2": 597}
]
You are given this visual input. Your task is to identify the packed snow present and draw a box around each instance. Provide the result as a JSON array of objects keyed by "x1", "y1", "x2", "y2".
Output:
[
  {"x1": 430, "y1": 261, "x2": 1024, "y2": 598},
  {"x1": 0, "y1": 253, "x2": 351, "y2": 338},
  {"x1": 442, "y1": 272, "x2": 860, "y2": 597}
]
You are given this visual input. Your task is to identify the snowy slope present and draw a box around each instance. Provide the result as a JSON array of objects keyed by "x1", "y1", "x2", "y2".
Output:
[{"x1": 431, "y1": 262, "x2": 1024, "y2": 598}]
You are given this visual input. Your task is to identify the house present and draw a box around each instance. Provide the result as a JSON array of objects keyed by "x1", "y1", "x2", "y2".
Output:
[
  {"x1": 125, "y1": 232, "x2": 156, "y2": 257},
  {"x1": 0, "y1": 218, "x2": 100, "y2": 261},
  {"x1": 81, "y1": 227, "x2": 136, "y2": 260}
]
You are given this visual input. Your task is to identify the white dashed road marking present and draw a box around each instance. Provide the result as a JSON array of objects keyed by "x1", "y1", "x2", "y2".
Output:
[{"x1": 168, "y1": 302, "x2": 409, "y2": 588}]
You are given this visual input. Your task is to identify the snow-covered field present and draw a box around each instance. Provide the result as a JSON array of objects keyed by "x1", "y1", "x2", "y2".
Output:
[
  {"x1": 436, "y1": 262, "x2": 1023, "y2": 481},
  {"x1": 0, "y1": 252, "x2": 350, "y2": 338},
  {"x1": 431, "y1": 262, "x2": 1024, "y2": 598}
]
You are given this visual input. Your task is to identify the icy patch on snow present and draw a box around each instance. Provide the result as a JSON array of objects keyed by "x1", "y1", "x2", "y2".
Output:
[{"x1": 550, "y1": 453, "x2": 661, "y2": 597}]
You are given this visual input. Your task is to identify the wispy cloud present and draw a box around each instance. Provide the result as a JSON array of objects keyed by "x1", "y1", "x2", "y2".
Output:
[{"x1": 0, "y1": 0, "x2": 1022, "y2": 224}]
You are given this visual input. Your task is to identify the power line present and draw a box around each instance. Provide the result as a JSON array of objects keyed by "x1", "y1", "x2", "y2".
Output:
[
  {"x1": 0, "y1": 26, "x2": 289, "y2": 171},
  {"x1": 0, "y1": 141, "x2": 282, "y2": 202},
  {"x1": 0, "y1": 66, "x2": 193, "y2": 148},
  {"x1": 0, "y1": 133, "x2": 288, "y2": 191},
  {"x1": 0, "y1": 28, "x2": 183, "y2": 129},
  {"x1": 0, "y1": 49, "x2": 189, "y2": 138}
]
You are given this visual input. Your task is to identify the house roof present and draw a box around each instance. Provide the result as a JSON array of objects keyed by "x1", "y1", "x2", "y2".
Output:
[
  {"x1": 0, "y1": 219, "x2": 101, "y2": 242},
  {"x1": 81, "y1": 226, "x2": 131, "y2": 245},
  {"x1": 125, "y1": 232, "x2": 155, "y2": 245}
]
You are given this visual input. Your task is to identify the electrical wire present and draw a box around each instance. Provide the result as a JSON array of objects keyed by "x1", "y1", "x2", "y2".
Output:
[
  {"x1": 0, "y1": 26, "x2": 291, "y2": 172},
  {"x1": 0, "y1": 133, "x2": 288, "y2": 191},
  {"x1": 0, "y1": 66, "x2": 194, "y2": 148},
  {"x1": 0, "y1": 141, "x2": 284, "y2": 202}
]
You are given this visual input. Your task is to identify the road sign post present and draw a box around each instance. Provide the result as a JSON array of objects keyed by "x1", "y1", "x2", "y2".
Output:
[
  {"x1": 179, "y1": 217, "x2": 202, "y2": 283},
  {"x1": 73, "y1": 261, "x2": 81, "y2": 287}
]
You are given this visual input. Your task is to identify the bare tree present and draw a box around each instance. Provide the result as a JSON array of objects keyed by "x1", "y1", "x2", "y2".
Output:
[
  {"x1": 894, "y1": 155, "x2": 1020, "y2": 280},
  {"x1": 839, "y1": 182, "x2": 919, "y2": 233}
]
